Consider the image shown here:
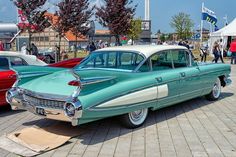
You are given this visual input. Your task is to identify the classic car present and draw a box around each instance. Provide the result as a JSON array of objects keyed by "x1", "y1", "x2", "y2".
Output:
[
  {"x1": 49, "y1": 58, "x2": 84, "y2": 68},
  {"x1": 6, "y1": 45, "x2": 231, "y2": 128}
]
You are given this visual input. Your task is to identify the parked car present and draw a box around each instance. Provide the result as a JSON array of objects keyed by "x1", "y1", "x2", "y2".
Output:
[
  {"x1": 7, "y1": 45, "x2": 231, "y2": 128},
  {"x1": 0, "y1": 52, "x2": 47, "y2": 106},
  {"x1": 38, "y1": 49, "x2": 56, "y2": 64},
  {"x1": 49, "y1": 58, "x2": 84, "y2": 68}
]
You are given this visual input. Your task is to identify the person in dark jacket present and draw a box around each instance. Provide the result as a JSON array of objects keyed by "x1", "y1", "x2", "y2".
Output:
[
  {"x1": 212, "y1": 41, "x2": 220, "y2": 63},
  {"x1": 89, "y1": 42, "x2": 96, "y2": 52},
  {"x1": 31, "y1": 43, "x2": 39, "y2": 56}
]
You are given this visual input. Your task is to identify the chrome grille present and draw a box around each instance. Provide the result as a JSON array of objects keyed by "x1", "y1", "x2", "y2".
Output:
[{"x1": 23, "y1": 94, "x2": 65, "y2": 109}]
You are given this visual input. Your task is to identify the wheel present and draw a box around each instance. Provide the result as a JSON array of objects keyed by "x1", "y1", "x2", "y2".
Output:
[
  {"x1": 120, "y1": 108, "x2": 148, "y2": 128},
  {"x1": 206, "y1": 78, "x2": 221, "y2": 101}
]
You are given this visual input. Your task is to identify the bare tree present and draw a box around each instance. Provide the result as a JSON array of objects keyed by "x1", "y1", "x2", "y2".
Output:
[
  {"x1": 96, "y1": 0, "x2": 136, "y2": 45},
  {"x1": 13, "y1": 0, "x2": 51, "y2": 54}
]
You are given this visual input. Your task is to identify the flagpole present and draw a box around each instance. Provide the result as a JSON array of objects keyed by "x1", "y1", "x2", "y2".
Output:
[
  {"x1": 16, "y1": 8, "x2": 20, "y2": 51},
  {"x1": 200, "y1": 2, "x2": 204, "y2": 45}
]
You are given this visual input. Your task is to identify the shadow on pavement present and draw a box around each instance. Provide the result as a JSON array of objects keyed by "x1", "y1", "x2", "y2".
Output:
[{"x1": 0, "y1": 105, "x2": 25, "y2": 118}]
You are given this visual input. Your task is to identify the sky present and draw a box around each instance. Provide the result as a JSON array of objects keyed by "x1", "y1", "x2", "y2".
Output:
[{"x1": 0, "y1": 0, "x2": 236, "y2": 33}]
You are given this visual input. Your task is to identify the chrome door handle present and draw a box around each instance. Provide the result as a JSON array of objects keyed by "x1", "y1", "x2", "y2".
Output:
[
  {"x1": 156, "y1": 77, "x2": 162, "y2": 82},
  {"x1": 180, "y1": 72, "x2": 186, "y2": 77}
]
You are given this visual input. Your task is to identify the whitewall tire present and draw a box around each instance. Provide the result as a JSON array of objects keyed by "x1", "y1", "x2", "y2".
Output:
[
  {"x1": 206, "y1": 78, "x2": 221, "y2": 101},
  {"x1": 120, "y1": 108, "x2": 148, "y2": 128}
]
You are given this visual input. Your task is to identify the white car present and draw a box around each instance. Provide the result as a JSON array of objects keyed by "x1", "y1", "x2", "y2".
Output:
[{"x1": 0, "y1": 51, "x2": 47, "y2": 67}]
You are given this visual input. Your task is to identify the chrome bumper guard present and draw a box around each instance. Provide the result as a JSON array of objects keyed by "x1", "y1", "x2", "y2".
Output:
[
  {"x1": 224, "y1": 77, "x2": 232, "y2": 86},
  {"x1": 6, "y1": 88, "x2": 82, "y2": 126}
]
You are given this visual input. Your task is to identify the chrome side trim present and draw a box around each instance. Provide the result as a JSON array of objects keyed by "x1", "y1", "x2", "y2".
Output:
[{"x1": 81, "y1": 76, "x2": 116, "y2": 86}]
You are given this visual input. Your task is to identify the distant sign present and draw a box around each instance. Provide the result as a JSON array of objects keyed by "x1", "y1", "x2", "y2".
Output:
[{"x1": 141, "y1": 20, "x2": 151, "y2": 31}]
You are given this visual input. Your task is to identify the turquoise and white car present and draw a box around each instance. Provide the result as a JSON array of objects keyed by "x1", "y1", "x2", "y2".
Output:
[{"x1": 7, "y1": 45, "x2": 231, "y2": 128}]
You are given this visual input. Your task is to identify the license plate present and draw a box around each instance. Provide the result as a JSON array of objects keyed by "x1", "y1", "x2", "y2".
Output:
[{"x1": 36, "y1": 107, "x2": 46, "y2": 116}]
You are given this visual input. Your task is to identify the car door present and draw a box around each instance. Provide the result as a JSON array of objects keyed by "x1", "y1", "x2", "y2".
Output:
[
  {"x1": 148, "y1": 50, "x2": 182, "y2": 109},
  {"x1": 171, "y1": 49, "x2": 201, "y2": 100}
]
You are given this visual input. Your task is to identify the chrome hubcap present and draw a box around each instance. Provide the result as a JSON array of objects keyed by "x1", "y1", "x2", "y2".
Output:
[
  {"x1": 213, "y1": 79, "x2": 221, "y2": 98},
  {"x1": 129, "y1": 109, "x2": 148, "y2": 125}
]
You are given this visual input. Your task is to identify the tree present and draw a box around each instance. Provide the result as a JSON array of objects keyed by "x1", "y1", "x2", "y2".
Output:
[
  {"x1": 69, "y1": 0, "x2": 94, "y2": 58},
  {"x1": 13, "y1": 0, "x2": 51, "y2": 54},
  {"x1": 170, "y1": 12, "x2": 194, "y2": 40},
  {"x1": 127, "y1": 18, "x2": 142, "y2": 45},
  {"x1": 52, "y1": 0, "x2": 77, "y2": 61},
  {"x1": 96, "y1": 0, "x2": 136, "y2": 45}
]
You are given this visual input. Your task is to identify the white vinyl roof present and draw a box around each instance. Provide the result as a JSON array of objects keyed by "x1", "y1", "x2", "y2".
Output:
[
  {"x1": 96, "y1": 45, "x2": 187, "y2": 58},
  {"x1": 0, "y1": 51, "x2": 47, "y2": 66},
  {"x1": 211, "y1": 18, "x2": 236, "y2": 37}
]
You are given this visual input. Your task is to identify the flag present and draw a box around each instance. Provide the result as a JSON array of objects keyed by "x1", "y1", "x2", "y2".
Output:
[
  {"x1": 214, "y1": 25, "x2": 219, "y2": 32},
  {"x1": 202, "y1": 6, "x2": 217, "y2": 25}
]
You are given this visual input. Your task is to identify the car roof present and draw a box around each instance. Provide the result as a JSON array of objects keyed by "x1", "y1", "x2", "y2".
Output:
[
  {"x1": 0, "y1": 51, "x2": 47, "y2": 66},
  {"x1": 0, "y1": 51, "x2": 26, "y2": 57},
  {"x1": 95, "y1": 45, "x2": 188, "y2": 58}
]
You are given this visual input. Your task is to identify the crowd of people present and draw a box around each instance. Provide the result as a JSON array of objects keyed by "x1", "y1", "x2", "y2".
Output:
[{"x1": 2, "y1": 38, "x2": 236, "y2": 64}]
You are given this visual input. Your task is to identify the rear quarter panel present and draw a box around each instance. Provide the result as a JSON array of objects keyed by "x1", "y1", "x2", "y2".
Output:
[{"x1": 198, "y1": 63, "x2": 231, "y2": 95}]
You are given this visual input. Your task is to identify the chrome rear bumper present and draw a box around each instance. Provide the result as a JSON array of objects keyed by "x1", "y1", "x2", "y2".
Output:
[{"x1": 6, "y1": 88, "x2": 82, "y2": 126}]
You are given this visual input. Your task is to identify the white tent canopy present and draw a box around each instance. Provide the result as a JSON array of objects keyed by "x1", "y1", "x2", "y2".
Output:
[
  {"x1": 209, "y1": 18, "x2": 236, "y2": 53},
  {"x1": 211, "y1": 18, "x2": 236, "y2": 37}
]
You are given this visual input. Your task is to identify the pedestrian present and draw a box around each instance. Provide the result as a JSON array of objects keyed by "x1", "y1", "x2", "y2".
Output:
[
  {"x1": 31, "y1": 43, "x2": 39, "y2": 56},
  {"x1": 61, "y1": 49, "x2": 68, "y2": 60},
  {"x1": 0, "y1": 40, "x2": 4, "y2": 51},
  {"x1": 200, "y1": 46, "x2": 208, "y2": 62},
  {"x1": 183, "y1": 40, "x2": 190, "y2": 50},
  {"x1": 230, "y1": 39, "x2": 236, "y2": 64},
  {"x1": 20, "y1": 42, "x2": 27, "y2": 55},
  {"x1": 219, "y1": 39, "x2": 225, "y2": 63},
  {"x1": 212, "y1": 41, "x2": 220, "y2": 63},
  {"x1": 89, "y1": 42, "x2": 96, "y2": 52}
]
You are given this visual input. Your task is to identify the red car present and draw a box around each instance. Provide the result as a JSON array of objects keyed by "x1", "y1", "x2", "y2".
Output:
[
  {"x1": 0, "y1": 56, "x2": 84, "y2": 106},
  {"x1": 49, "y1": 58, "x2": 84, "y2": 68}
]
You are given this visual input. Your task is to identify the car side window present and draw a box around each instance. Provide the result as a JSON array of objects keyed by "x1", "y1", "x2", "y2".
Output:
[
  {"x1": 171, "y1": 50, "x2": 190, "y2": 68},
  {"x1": 138, "y1": 60, "x2": 150, "y2": 72},
  {"x1": 150, "y1": 51, "x2": 173, "y2": 71},
  {"x1": 0, "y1": 57, "x2": 10, "y2": 70},
  {"x1": 9, "y1": 57, "x2": 28, "y2": 66}
]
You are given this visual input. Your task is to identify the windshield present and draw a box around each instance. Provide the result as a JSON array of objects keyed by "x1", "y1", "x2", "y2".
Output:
[{"x1": 76, "y1": 51, "x2": 145, "y2": 71}]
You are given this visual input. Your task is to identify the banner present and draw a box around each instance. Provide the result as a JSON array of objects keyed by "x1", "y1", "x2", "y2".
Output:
[{"x1": 202, "y1": 6, "x2": 217, "y2": 26}]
